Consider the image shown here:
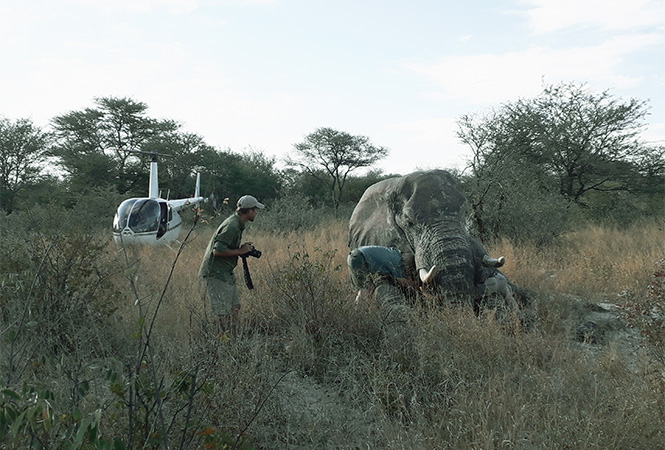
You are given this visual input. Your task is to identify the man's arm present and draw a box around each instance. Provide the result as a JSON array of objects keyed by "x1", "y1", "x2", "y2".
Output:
[{"x1": 213, "y1": 242, "x2": 254, "y2": 258}]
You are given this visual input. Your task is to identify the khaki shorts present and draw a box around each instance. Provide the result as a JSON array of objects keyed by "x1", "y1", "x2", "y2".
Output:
[{"x1": 205, "y1": 277, "x2": 240, "y2": 316}]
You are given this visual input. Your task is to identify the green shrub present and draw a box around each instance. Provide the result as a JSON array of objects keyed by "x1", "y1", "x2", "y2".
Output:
[
  {"x1": 1, "y1": 205, "x2": 124, "y2": 368},
  {"x1": 461, "y1": 171, "x2": 571, "y2": 246},
  {"x1": 253, "y1": 194, "x2": 345, "y2": 234},
  {"x1": 248, "y1": 244, "x2": 382, "y2": 378}
]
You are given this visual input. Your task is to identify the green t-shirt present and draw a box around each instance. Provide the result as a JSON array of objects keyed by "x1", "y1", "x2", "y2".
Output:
[{"x1": 199, "y1": 212, "x2": 245, "y2": 282}]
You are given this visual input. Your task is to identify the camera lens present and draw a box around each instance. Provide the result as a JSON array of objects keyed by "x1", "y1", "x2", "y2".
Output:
[{"x1": 247, "y1": 249, "x2": 261, "y2": 258}]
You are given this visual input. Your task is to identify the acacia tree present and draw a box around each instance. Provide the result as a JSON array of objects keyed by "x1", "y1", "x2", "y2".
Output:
[
  {"x1": 287, "y1": 127, "x2": 388, "y2": 210},
  {"x1": 506, "y1": 83, "x2": 650, "y2": 203},
  {"x1": 0, "y1": 117, "x2": 50, "y2": 212},
  {"x1": 51, "y1": 97, "x2": 202, "y2": 197},
  {"x1": 457, "y1": 82, "x2": 660, "y2": 241}
]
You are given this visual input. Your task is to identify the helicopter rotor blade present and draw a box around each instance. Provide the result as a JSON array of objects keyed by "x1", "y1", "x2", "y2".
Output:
[{"x1": 121, "y1": 148, "x2": 173, "y2": 161}]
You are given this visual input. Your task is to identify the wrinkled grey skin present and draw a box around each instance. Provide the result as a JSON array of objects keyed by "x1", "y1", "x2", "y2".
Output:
[{"x1": 349, "y1": 170, "x2": 522, "y2": 306}]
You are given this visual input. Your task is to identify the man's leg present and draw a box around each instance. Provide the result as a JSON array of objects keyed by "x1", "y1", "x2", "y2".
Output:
[
  {"x1": 217, "y1": 314, "x2": 230, "y2": 335},
  {"x1": 229, "y1": 305, "x2": 241, "y2": 336},
  {"x1": 206, "y1": 277, "x2": 240, "y2": 337}
]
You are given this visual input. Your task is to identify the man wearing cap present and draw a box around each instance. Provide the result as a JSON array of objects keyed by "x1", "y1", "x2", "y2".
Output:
[{"x1": 199, "y1": 194, "x2": 264, "y2": 336}]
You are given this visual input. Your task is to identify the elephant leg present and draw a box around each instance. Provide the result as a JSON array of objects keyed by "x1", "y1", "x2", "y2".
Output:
[
  {"x1": 374, "y1": 282, "x2": 416, "y2": 367},
  {"x1": 374, "y1": 283, "x2": 411, "y2": 326}
]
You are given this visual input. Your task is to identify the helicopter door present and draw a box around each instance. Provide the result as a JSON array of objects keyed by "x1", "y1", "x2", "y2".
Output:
[{"x1": 157, "y1": 202, "x2": 168, "y2": 239}]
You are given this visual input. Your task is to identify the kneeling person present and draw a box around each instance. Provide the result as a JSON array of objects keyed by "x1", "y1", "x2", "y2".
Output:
[{"x1": 347, "y1": 246, "x2": 418, "y2": 303}]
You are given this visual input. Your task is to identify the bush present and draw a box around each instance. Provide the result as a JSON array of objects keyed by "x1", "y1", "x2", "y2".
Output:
[
  {"x1": 0, "y1": 204, "x2": 125, "y2": 373},
  {"x1": 253, "y1": 194, "x2": 340, "y2": 234},
  {"x1": 461, "y1": 170, "x2": 571, "y2": 246},
  {"x1": 0, "y1": 203, "x2": 131, "y2": 448},
  {"x1": 250, "y1": 245, "x2": 380, "y2": 376}
]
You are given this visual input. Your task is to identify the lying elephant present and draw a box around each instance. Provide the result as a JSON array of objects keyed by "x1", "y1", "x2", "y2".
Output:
[{"x1": 348, "y1": 170, "x2": 524, "y2": 310}]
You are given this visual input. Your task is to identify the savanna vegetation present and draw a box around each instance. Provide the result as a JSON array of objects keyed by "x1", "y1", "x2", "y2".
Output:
[
  {"x1": 1, "y1": 208, "x2": 663, "y2": 448},
  {"x1": 1, "y1": 82, "x2": 664, "y2": 448}
]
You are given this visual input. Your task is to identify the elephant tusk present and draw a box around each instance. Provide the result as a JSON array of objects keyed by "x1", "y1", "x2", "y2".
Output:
[
  {"x1": 419, "y1": 265, "x2": 437, "y2": 283},
  {"x1": 483, "y1": 255, "x2": 505, "y2": 268}
]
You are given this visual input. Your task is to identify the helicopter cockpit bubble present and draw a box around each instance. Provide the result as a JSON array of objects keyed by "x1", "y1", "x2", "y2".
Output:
[
  {"x1": 113, "y1": 198, "x2": 161, "y2": 234},
  {"x1": 113, "y1": 199, "x2": 136, "y2": 232}
]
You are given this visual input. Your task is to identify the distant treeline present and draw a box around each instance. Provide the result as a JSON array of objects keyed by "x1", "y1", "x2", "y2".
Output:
[{"x1": 1, "y1": 82, "x2": 663, "y2": 244}]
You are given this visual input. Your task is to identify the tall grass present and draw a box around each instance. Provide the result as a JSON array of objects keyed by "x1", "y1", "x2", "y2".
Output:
[
  {"x1": 219, "y1": 217, "x2": 664, "y2": 447},
  {"x1": 492, "y1": 219, "x2": 664, "y2": 299},
  {"x1": 1, "y1": 215, "x2": 663, "y2": 448}
]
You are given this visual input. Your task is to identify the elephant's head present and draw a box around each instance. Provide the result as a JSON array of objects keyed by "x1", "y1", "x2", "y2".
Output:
[{"x1": 349, "y1": 170, "x2": 508, "y2": 299}]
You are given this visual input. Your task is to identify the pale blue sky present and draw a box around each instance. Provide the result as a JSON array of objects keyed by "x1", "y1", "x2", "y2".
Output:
[{"x1": 2, "y1": 0, "x2": 663, "y2": 175}]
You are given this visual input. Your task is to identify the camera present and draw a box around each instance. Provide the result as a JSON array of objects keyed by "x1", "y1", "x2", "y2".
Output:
[{"x1": 246, "y1": 248, "x2": 262, "y2": 259}]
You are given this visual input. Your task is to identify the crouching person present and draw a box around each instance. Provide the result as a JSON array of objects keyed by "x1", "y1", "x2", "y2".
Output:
[{"x1": 347, "y1": 245, "x2": 421, "y2": 304}]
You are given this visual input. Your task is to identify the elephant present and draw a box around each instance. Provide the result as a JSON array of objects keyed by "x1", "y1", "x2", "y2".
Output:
[{"x1": 349, "y1": 170, "x2": 525, "y2": 312}]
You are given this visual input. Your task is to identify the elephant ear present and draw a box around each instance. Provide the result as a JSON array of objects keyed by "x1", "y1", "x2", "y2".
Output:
[{"x1": 349, "y1": 177, "x2": 403, "y2": 249}]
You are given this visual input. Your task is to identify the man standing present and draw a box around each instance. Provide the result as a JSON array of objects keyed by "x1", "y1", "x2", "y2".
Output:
[{"x1": 199, "y1": 195, "x2": 264, "y2": 335}]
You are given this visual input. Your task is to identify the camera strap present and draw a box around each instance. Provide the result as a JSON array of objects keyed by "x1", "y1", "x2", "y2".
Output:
[{"x1": 241, "y1": 256, "x2": 254, "y2": 290}]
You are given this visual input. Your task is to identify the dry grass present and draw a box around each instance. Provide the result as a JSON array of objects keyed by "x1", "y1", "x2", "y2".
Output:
[
  {"x1": 490, "y1": 219, "x2": 665, "y2": 300},
  {"x1": 44, "y1": 218, "x2": 665, "y2": 448}
]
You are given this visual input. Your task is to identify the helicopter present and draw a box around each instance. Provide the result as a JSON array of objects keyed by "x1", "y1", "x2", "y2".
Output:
[{"x1": 112, "y1": 151, "x2": 204, "y2": 246}]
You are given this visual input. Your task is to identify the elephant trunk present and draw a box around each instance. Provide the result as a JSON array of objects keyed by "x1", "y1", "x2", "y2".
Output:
[{"x1": 413, "y1": 222, "x2": 476, "y2": 295}]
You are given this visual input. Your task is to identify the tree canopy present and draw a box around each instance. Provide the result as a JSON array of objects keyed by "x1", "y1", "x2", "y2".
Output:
[
  {"x1": 287, "y1": 127, "x2": 388, "y2": 210},
  {"x1": 0, "y1": 88, "x2": 661, "y2": 239},
  {"x1": 457, "y1": 82, "x2": 663, "y2": 243},
  {"x1": 48, "y1": 97, "x2": 286, "y2": 212},
  {"x1": 196, "y1": 148, "x2": 283, "y2": 214},
  {"x1": 51, "y1": 97, "x2": 196, "y2": 197},
  {"x1": 0, "y1": 117, "x2": 50, "y2": 212}
]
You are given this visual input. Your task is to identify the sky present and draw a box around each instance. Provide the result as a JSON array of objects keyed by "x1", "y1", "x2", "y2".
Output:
[{"x1": 1, "y1": 0, "x2": 664, "y2": 175}]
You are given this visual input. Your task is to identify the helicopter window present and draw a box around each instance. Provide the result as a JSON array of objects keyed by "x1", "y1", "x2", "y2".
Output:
[
  {"x1": 127, "y1": 199, "x2": 161, "y2": 233},
  {"x1": 113, "y1": 199, "x2": 138, "y2": 232}
]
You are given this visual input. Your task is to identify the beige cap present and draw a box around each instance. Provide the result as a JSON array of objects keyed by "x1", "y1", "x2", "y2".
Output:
[{"x1": 237, "y1": 195, "x2": 265, "y2": 209}]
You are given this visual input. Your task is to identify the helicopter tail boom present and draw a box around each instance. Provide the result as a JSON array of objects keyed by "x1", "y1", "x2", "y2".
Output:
[{"x1": 168, "y1": 172, "x2": 203, "y2": 211}]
